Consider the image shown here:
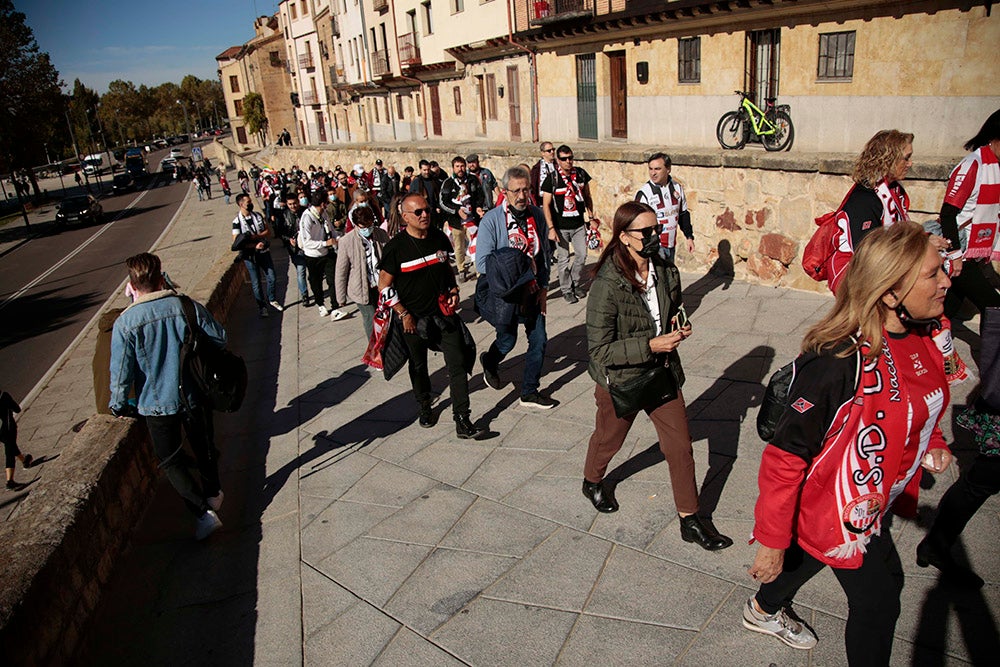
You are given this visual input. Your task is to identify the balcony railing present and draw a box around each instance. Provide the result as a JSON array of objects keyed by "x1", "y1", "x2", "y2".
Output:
[
  {"x1": 371, "y1": 49, "x2": 391, "y2": 77},
  {"x1": 298, "y1": 52, "x2": 315, "y2": 70},
  {"x1": 301, "y1": 90, "x2": 319, "y2": 106},
  {"x1": 328, "y1": 65, "x2": 344, "y2": 85},
  {"x1": 397, "y1": 32, "x2": 421, "y2": 67},
  {"x1": 372, "y1": 0, "x2": 388, "y2": 12},
  {"x1": 529, "y1": 0, "x2": 594, "y2": 25},
  {"x1": 331, "y1": 14, "x2": 340, "y2": 37}
]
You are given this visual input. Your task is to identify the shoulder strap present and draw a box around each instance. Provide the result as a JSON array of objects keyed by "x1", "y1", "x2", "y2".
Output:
[{"x1": 177, "y1": 295, "x2": 200, "y2": 347}]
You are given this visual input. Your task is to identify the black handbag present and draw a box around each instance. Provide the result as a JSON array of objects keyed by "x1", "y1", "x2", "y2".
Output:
[{"x1": 606, "y1": 363, "x2": 678, "y2": 419}]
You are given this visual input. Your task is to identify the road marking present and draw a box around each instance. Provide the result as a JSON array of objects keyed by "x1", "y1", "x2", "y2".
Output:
[
  {"x1": 0, "y1": 186, "x2": 153, "y2": 312},
  {"x1": 17, "y1": 181, "x2": 194, "y2": 411}
]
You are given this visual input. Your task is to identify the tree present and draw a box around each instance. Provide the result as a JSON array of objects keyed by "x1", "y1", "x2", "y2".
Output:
[
  {"x1": 0, "y1": 0, "x2": 65, "y2": 198},
  {"x1": 243, "y1": 92, "x2": 268, "y2": 145}
]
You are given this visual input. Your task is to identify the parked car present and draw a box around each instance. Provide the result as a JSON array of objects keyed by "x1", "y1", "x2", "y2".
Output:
[
  {"x1": 112, "y1": 173, "x2": 135, "y2": 194},
  {"x1": 160, "y1": 157, "x2": 177, "y2": 174},
  {"x1": 168, "y1": 148, "x2": 184, "y2": 159},
  {"x1": 153, "y1": 139, "x2": 169, "y2": 149},
  {"x1": 55, "y1": 195, "x2": 103, "y2": 226}
]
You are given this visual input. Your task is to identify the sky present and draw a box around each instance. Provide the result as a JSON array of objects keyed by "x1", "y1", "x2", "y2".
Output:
[{"x1": 20, "y1": 0, "x2": 281, "y2": 93}]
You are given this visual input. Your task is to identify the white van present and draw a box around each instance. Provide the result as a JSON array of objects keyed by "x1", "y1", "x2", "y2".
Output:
[{"x1": 82, "y1": 154, "x2": 104, "y2": 176}]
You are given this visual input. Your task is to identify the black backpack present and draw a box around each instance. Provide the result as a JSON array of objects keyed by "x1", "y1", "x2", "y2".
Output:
[
  {"x1": 756, "y1": 340, "x2": 861, "y2": 442},
  {"x1": 177, "y1": 295, "x2": 247, "y2": 412}
]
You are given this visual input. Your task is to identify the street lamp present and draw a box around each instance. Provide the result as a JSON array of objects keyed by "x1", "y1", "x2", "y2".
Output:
[{"x1": 176, "y1": 99, "x2": 195, "y2": 160}]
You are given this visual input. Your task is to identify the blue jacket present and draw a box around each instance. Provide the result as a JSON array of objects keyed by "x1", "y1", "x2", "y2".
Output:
[
  {"x1": 475, "y1": 248, "x2": 536, "y2": 327},
  {"x1": 110, "y1": 290, "x2": 227, "y2": 416}
]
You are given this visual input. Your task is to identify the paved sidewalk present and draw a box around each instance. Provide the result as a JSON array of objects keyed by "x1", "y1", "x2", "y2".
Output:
[
  {"x1": 1, "y1": 174, "x2": 238, "y2": 521},
  {"x1": 82, "y1": 252, "x2": 998, "y2": 665}
]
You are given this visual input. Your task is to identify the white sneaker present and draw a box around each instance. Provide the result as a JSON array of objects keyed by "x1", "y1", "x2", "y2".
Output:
[
  {"x1": 318, "y1": 305, "x2": 330, "y2": 318},
  {"x1": 194, "y1": 509, "x2": 223, "y2": 540},
  {"x1": 742, "y1": 598, "x2": 817, "y2": 650},
  {"x1": 269, "y1": 300, "x2": 284, "y2": 312},
  {"x1": 207, "y1": 491, "x2": 224, "y2": 511},
  {"x1": 331, "y1": 308, "x2": 348, "y2": 321}
]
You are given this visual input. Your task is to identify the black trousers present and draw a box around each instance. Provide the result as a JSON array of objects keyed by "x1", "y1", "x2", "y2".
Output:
[
  {"x1": 755, "y1": 531, "x2": 904, "y2": 667},
  {"x1": 2, "y1": 436, "x2": 21, "y2": 469},
  {"x1": 928, "y1": 453, "x2": 1000, "y2": 545},
  {"x1": 944, "y1": 260, "x2": 1000, "y2": 317},
  {"x1": 305, "y1": 254, "x2": 336, "y2": 309},
  {"x1": 402, "y1": 316, "x2": 470, "y2": 416},
  {"x1": 145, "y1": 407, "x2": 219, "y2": 517}
]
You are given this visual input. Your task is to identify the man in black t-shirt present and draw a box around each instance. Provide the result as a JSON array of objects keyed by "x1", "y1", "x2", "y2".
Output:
[
  {"x1": 540, "y1": 145, "x2": 595, "y2": 304},
  {"x1": 378, "y1": 193, "x2": 486, "y2": 440}
]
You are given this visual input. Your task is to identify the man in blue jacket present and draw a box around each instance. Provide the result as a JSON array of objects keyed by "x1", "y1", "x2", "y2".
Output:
[
  {"x1": 109, "y1": 252, "x2": 228, "y2": 540},
  {"x1": 475, "y1": 166, "x2": 556, "y2": 409}
]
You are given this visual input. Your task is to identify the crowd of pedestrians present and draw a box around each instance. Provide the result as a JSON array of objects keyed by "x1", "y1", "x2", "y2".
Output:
[{"x1": 92, "y1": 110, "x2": 1000, "y2": 665}]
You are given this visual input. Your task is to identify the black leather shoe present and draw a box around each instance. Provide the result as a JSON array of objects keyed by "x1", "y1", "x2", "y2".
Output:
[
  {"x1": 679, "y1": 514, "x2": 732, "y2": 551},
  {"x1": 916, "y1": 535, "x2": 984, "y2": 589},
  {"x1": 582, "y1": 480, "x2": 618, "y2": 513},
  {"x1": 418, "y1": 401, "x2": 435, "y2": 428},
  {"x1": 455, "y1": 413, "x2": 486, "y2": 440}
]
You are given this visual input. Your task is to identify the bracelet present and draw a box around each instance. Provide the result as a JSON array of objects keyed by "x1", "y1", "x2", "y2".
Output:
[
  {"x1": 945, "y1": 249, "x2": 964, "y2": 261},
  {"x1": 397, "y1": 310, "x2": 410, "y2": 318}
]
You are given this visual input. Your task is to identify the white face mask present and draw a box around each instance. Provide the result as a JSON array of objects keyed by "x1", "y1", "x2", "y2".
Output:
[{"x1": 358, "y1": 226, "x2": 373, "y2": 238}]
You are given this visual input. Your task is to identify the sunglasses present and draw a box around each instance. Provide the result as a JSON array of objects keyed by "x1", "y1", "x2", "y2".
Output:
[
  {"x1": 405, "y1": 207, "x2": 431, "y2": 216},
  {"x1": 542, "y1": 147, "x2": 554, "y2": 153},
  {"x1": 557, "y1": 155, "x2": 574, "y2": 161},
  {"x1": 626, "y1": 226, "x2": 657, "y2": 239},
  {"x1": 670, "y1": 304, "x2": 689, "y2": 332}
]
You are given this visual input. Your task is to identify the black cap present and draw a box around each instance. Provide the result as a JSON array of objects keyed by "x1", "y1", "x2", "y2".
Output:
[
  {"x1": 375, "y1": 159, "x2": 383, "y2": 165},
  {"x1": 465, "y1": 154, "x2": 479, "y2": 163}
]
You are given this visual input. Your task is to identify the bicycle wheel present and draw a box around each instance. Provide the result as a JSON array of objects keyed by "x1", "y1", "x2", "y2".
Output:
[
  {"x1": 762, "y1": 111, "x2": 794, "y2": 152},
  {"x1": 716, "y1": 111, "x2": 748, "y2": 150}
]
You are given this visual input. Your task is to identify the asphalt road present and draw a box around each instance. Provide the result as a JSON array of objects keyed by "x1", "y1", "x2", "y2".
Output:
[{"x1": 0, "y1": 152, "x2": 191, "y2": 402}]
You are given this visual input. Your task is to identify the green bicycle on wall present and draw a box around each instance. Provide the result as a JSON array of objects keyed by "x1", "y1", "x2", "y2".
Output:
[{"x1": 716, "y1": 91, "x2": 794, "y2": 152}]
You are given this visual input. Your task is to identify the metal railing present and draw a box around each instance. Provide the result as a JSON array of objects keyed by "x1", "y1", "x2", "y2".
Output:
[
  {"x1": 530, "y1": 0, "x2": 594, "y2": 23},
  {"x1": 372, "y1": 0, "x2": 388, "y2": 11},
  {"x1": 331, "y1": 14, "x2": 340, "y2": 37},
  {"x1": 371, "y1": 49, "x2": 391, "y2": 77},
  {"x1": 300, "y1": 90, "x2": 319, "y2": 106},
  {"x1": 298, "y1": 52, "x2": 314, "y2": 70},
  {"x1": 398, "y1": 32, "x2": 421, "y2": 66}
]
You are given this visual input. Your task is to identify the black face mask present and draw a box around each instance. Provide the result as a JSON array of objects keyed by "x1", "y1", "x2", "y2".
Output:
[
  {"x1": 245, "y1": 203, "x2": 254, "y2": 213},
  {"x1": 895, "y1": 303, "x2": 941, "y2": 333},
  {"x1": 636, "y1": 232, "x2": 660, "y2": 258}
]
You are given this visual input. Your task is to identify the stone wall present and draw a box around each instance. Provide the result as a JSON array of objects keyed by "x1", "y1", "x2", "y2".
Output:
[
  {"x1": 246, "y1": 141, "x2": 958, "y2": 293},
  {"x1": 0, "y1": 255, "x2": 246, "y2": 666}
]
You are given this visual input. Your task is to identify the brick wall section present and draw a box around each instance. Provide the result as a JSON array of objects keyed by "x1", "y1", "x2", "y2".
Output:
[{"x1": 0, "y1": 256, "x2": 245, "y2": 666}]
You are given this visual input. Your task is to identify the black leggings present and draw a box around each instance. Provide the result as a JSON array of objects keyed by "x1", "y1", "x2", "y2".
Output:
[
  {"x1": 928, "y1": 453, "x2": 1000, "y2": 546},
  {"x1": 145, "y1": 408, "x2": 219, "y2": 517},
  {"x1": 2, "y1": 437, "x2": 21, "y2": 469},
  {"x1": 755, "y1": 531, "x2": 904, "y2": 667},
  {"x1": 305, "y1": 255, "x2": 336, "y2": 309},
  {"x1": 945, "y1": 260, "x2": 1000, "y2": 318}
]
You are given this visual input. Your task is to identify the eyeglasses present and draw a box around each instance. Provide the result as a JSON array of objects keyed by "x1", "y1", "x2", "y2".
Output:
[
  {"x1": 557, "y1": 155, "x2": 574, "y2": 162},
  {"x1": 626, "y1": 226, "x2": 658, "y2": 240},
  {"x1": 505, "y1": 188, "x2": 531, "y2": 196},
  {"x1": 404, "y1": 207, "x2": 431, "y2": 217}
]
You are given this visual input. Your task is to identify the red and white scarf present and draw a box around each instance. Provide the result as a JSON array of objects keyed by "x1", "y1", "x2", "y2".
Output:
[
  {"x1": 503, "y1": 201, "x2": 540, "y2": 259},
  {"x1": 556, "y1": 169, "x2": 583, "y2": 218},
  {"x1": 362, "y1": 286, "x2": 400, "y2": 370},
  {"x1": 873, "y1": 178, "x2": 909, "y2": 227},
  {"x1": 797, "y1": 337, "x2": 947, "y2": 564},
  {"x1": 946, "y1": 145, "x2": 1000, "y2": 261}
]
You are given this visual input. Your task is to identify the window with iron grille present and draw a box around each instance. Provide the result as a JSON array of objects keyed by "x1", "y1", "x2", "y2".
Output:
[
  {"x1": 229, "y1": 75, "x2": 240, "y2": 93},
  {"x1": 678, "y1": 37, "x2": 700, "y2": 84},
  {"x1": 817, "y1": 31, "x2": 855, "y2": 80},
  {"x1": 453, "y1": 86, "x2": 462, "y2": 115}
]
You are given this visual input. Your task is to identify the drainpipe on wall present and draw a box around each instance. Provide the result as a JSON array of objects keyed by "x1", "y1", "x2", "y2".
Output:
[{"x1": 506, "y1": 0, "x2": 539, "y2": 143}]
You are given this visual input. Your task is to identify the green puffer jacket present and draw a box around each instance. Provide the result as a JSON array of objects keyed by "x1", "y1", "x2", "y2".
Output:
[{"x1": 586, "y1": 256, "x2": 686, "y2": 392}]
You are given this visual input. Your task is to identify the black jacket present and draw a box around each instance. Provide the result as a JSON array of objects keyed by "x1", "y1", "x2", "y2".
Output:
[{"x1": 439, "y1": 175, "x2": 485, "y2": 229}]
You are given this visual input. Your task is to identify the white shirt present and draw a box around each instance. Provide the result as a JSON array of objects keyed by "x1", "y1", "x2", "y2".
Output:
[{"x1": 635, "y1": 268, "x2": 661, "y2": 334}]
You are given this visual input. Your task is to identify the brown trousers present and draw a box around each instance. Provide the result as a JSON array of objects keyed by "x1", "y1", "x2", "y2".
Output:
[{"x1": 584, "y1": 384, "x2": 699, "y2": 514}]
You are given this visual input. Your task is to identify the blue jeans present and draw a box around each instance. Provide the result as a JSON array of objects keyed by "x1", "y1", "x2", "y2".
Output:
[
  {"x1": 243, "y1": 252, "x2": 276, "y2": 307},
  {"x1": 484, "y1": 310, "x2": 547, "y2": 396},
  {"x1": 288, "y1": 250, "x2": 308, "y2": 297}
]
